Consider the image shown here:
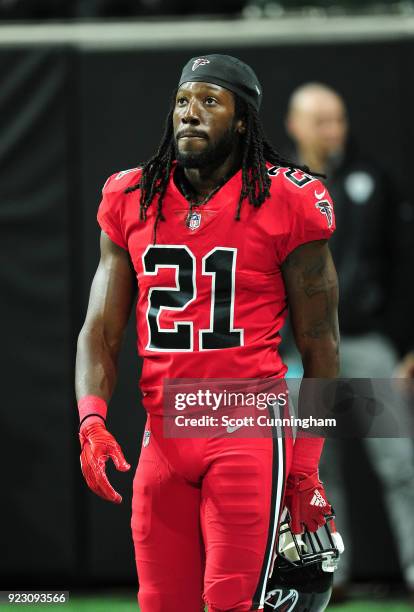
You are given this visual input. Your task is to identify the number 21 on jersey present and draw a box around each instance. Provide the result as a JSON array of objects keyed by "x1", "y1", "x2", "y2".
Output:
[{"x1": 142, "y1": 245, "x2": 244, "y2": 351}]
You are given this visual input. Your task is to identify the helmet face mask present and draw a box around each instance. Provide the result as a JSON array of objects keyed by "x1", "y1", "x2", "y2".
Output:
[{"x1": 265, "y1": 512, "x2": 344, "y2": 611}]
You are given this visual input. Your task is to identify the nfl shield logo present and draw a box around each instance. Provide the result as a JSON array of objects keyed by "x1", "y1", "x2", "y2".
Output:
[{"x1": 188, "y1": 211, "x2": 201, "y2": 230}]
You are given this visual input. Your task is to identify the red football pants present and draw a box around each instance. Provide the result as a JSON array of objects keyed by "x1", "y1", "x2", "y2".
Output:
[{"x1": 131, "y1": 414, "x2": 292, "y2": 612}]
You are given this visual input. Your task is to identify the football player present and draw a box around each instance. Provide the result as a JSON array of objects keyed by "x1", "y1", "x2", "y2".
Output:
[{"x1": 75, "y1": 55, "x2": 339, "y2": 612}]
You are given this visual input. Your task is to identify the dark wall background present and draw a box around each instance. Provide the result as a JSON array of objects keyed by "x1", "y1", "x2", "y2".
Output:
[
  {"x1": 1, "y1": 38, "x2": 413, "y2": 589},
  {"x1": 0, "y1": 48, "x2": 77, "y2": 586}
]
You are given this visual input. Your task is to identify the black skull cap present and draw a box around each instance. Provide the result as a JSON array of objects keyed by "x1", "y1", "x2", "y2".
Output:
[{"x1": 178, "y1": 54, "x2": 262, "y2": 111}]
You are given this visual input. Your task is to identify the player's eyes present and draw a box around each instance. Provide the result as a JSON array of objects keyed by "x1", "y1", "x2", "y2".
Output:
[{"x1": 176, "y1": 96, "x2": 218, "y2": 107}]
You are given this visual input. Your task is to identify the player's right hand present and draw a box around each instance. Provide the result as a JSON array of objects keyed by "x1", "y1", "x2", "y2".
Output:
[{"x1": 79, "y1": 420, "x2": 130, "y2": 504}]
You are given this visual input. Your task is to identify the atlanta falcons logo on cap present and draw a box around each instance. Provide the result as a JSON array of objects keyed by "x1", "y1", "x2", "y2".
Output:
[
  {"x1": 316, "y1": 200, "x2": 333, "y2": 228},
  {"x1": 192, "y1": 57, "x2": 210, "y2": 71}
]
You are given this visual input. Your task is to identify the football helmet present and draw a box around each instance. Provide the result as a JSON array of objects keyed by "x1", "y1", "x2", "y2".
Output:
[{"x1": 264, "y1": 510, "x2": 344, "y2": 611}]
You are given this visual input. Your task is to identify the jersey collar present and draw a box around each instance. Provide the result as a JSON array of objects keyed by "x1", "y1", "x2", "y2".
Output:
[{"x1": 166, "y1": 161, "x2": 242, "y2": 211}]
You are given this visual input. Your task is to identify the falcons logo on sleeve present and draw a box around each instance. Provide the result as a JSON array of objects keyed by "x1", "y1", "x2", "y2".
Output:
[{"x1": 315, "y1": 200, "x2": 333, "y2": 228}]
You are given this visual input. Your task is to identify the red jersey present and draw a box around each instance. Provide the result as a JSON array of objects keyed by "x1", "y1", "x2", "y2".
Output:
[{"x1": 97, "y1": 163, "x2": 335, "y2": 414}]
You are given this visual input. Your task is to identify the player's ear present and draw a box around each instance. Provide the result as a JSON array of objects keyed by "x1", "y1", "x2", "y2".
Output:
[{"x1": 235, "y1": 118, "x2": 246, "y2": 134}]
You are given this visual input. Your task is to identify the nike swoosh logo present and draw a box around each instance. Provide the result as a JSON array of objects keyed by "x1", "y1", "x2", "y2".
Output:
[
  {"x1": 315, "y1": 189, "x2": 326, "y2": 200},
  {"x1": 227, "y1": 424, "x2": 243, "y2": 433}
]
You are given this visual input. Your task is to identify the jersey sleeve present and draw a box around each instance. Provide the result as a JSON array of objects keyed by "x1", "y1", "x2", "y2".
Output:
[
  {"x1": 278, "y1": 177, "x2": 336, "y2": 262},
  {"x1": 97, "y1": 173, "x2": 128, "y2": 250}
]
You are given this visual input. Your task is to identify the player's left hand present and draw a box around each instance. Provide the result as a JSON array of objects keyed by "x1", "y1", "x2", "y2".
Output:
[
  {"x1": 79, "y1": 420, "x2": 130, "y2": 504},
  {"x1": 285, "y1": 471, "x2": 331, "y2": 534}
]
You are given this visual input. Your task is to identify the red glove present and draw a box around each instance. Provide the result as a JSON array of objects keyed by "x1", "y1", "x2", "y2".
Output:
[
  {"x1": 285, "y1": 471, "x2": 332, "y2": 534},
  {"x1": 79, "y1": 420, "x2": 130, "y2": 504}
]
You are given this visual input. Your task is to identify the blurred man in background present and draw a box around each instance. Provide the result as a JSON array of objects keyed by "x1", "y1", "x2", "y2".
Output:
[{"x1": 285, "y1": 82, "x2": 414, "y2": 600}]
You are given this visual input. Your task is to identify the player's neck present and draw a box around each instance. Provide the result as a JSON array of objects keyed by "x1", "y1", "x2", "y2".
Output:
[{"x1": 183, "y1": 149, "x2": 241, "y2": 197}]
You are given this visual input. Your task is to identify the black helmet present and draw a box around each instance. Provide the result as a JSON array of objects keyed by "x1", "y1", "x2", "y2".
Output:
[{"x1": 265, "y1": 512, "x2": 344, "y2": 611}]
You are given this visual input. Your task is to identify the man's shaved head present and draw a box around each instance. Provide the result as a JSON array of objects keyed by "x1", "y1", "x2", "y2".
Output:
[
  {"x1": 288, "y1": 82, "x2": 345, "y2": 115},
  {"x1": 286, "y1": 82, "x2": 348, "y2": 169}
]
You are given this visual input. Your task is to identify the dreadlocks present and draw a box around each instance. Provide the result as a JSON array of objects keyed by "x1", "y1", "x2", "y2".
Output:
[{"x1": 125, "y1": 91, "x2": 321, "y2": 241}]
